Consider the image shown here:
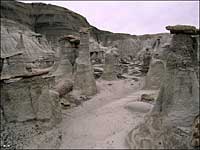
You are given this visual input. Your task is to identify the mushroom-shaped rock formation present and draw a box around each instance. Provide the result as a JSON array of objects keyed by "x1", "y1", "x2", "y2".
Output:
[
  {"x1": 166, "y1": 25, "x2": 199, "y2": 35},
  {"x1": 53, "y1": 35, "x2": 80, "y2": 82},
  {"x1": 126, "y1": 25, "x2": 199, "y2": 149}
]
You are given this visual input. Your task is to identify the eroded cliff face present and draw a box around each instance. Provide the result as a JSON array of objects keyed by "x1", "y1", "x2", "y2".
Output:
[
  {"x1": 1, "y1": 0, "x2": 171, "y2": 58},
  {"x1": 0, "y1": 17, "x2": 63, "y2": 149},
  {"x1": 1, "y1": 18, "x2": 55, "y2": 79},
  {"x1": 1, "y1": 1, "x2": 191, "y2": 149},
  {"x1": 1, "y1": 1, "x2": 89, "y2": 37}
]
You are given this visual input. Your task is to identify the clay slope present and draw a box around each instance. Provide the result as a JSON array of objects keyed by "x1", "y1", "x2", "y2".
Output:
[{"x1": 1, "y1": 0, "x2": 171, "y2": 57}]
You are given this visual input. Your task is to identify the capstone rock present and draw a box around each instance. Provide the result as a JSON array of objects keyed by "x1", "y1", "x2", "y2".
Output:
[{"x1": 127, "y1": 26, "x2": 199, "y2": 149}]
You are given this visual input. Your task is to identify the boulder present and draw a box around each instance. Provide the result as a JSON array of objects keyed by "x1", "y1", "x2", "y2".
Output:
[
  {"x1": 60, "y1": 97, "x2": 71, "y2": 109},
  {"x1": 140, "y1": 94, "x2": 155, "y2": 102},
  {"x1": 124, "y1": 101, "x2": 153, "y2": 113},
  {"x1": 54, "y1": 79, "x2": 73, "y2": 97},
  {"x1": 93, "y1": 66, "x2": 104, "y2": 79}
]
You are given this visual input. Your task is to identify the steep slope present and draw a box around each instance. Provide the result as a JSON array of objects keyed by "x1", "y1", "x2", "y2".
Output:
[
  {"x1": 1, "y1": 1, "x2": 90, "y2": 44},
  {"x1": 1, "y1": 18, "x2": 55, "y2": 79},
  {"x1": 1, "y1": 0, "x2": 171, "y2": 57}
]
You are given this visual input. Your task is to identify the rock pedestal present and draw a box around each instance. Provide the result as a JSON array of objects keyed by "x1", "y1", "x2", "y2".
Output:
[
  {"x1": 102, "y1": 47, "x2": 119, "y2": 80},
  {"x1": 73, "y1": 28, "x2": 97, "y2": 96},
  {"x1": 127, "y1": 25, "x2": 199, "y2": 149},
  {"x1": 52, "y1": 35, "x2": 80, "y2": 99},
  {"x1": 143, "y1": 59, "x2": 165, "y2": 90},
  {"x1": 53, "y1": 37, "x2": 77, "y2": 82},
  {"x1": 141, "y1": 48, "x2": 152, "y2": 74}
]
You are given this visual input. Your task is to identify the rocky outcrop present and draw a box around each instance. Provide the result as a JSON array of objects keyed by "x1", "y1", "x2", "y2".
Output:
[
  {"x1": 0, "y1": 74, "x2": 62, "y2": 148},
  {"x1": 191, "y1": 34, "x2": 200, "y2": 79},
  {"x1": 143, "y1": 59, "x2": 165, "y2": 90},
  {"x1": 53, "y1": 35, "x2": 80, "y2": 82},
  {"x1": 73, "y1": 28, "x2": 97, "y2": 96},
  {"x1": 1, "y1": 1, "x2": 171, "y2": 59},
  {"x1": 0, "y1": 18, "x2": 55, "y2": 80},
  {"x1": 0, "y1": 17, "x2": 62, "y2": 149},
  {"x1": 1, "y1": 1, "x2": 197, "y2": 149},
  {"x1": 166, "y1": 25, "x2": 199, "y2": 35},
  {"x1": 0, "y1": 17, "x2": 61, "y2": 124},
  {"x1": 1, "y1": 76, "x2": 61, "y2": 125},
  {"x1": 140, "y1": 94, "x2": 155, "y2": 102},
  {"x1": 0, "y1": 1, "x2": 89, "y2": 44},
  {"x1": 89, "y1": 38, "x2": 106, "y2": 64},
  {"x1": 191, "y1": 115, "x2": 200, "y2": 148},
  {"x1": 102, "y1": 47, "x2": 119, "y2": 80},
  {"x1": 126, "y1": 25, "x2": 199, "y2": 149}
]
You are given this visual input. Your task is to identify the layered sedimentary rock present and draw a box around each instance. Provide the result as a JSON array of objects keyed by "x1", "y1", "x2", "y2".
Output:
[
  {"x1": 53, "y1": 35, "x2": 80, "y2": 82},
  {"x1": 89, "y1": 38, "x2": 106, "y2": 64},
  {"x1": 1, "y1": 18, "x2": 59, "y2": 124},
  {"x1": 1, "y1": 18, "x2": 55, "y2": 80},
  {"x1": 1, "y1": 0, "x2": 89, "y2": 44},
  {"x1": 1, "y1": 1, "x2": 172, "y2": 60},
  {"x1": 143, "y1": 59, "x2": 165, "y2": 90},
  {"x1": 191, "y1": 34, "x2": 200, "y2": 79},
  {"x1": 166, "y1": 25, "x2": 199, "y2": 35},
  {"x1": 191, "y1": 115, "x2": 200, "y2": 147},
  {"x1": 0, "y1": 17, "x2": 62, "y2": 149},
  {"x1": 73, "y1": 28, "x2": 97, "y2": 96},
  {"x1": 1, "y1": 75, "x2": 61, "y2": 126},
  {"x1": 127, "y1": 25, "x2": 199, "y2": 149},
  {"x1": 0, "y1": 18, "x2": 60, "y2": 125},
  {"x1": 102, "y1": 47, "x2": 119, "y2": 80}
]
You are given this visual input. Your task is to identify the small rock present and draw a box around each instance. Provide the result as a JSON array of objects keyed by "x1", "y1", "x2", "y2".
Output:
[
  {"x1": 191, "y1": 115, "x2": 200, "y2": 147},
  {"x1": 60, "y1": 98, "x2": 71, "y2": 109},
  {"x1": 124, "y1": 101, "x2": 153, "y2": 113},
  {"x1": 140, "y1": 94, "x2": 155, "y2": 102}
]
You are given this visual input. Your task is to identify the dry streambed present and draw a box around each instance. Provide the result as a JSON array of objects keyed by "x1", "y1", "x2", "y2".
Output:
[{"x1": 60, "y1": 80, "x2": 159, "y2": 149}]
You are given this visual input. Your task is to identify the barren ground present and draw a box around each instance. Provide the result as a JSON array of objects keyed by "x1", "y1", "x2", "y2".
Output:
[{"x1": 60, "y1": 79, "x2": 159, "y2": 149}]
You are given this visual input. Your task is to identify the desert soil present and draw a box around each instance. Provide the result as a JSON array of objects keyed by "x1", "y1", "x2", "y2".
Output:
[{"x1": 60, "y1": 79, "x2": 159, "y2": 149}]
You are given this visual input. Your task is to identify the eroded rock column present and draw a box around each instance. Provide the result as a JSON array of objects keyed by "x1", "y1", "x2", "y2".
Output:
[
  {"x1": 102, "y1": 47, "x2": 119, "y2": 80},
  {"x1": 143, "y1": 58, "x2": 165, "y2": 90},
  {"x1": 53, "y1": 37, "x2": 74, "y2": 82},
  {"x1": 73, "y1": 28, "x2": 97, "y2": 96},
  {"x1": 127, "y1": 25, "x2": 199, "y2": 149}
]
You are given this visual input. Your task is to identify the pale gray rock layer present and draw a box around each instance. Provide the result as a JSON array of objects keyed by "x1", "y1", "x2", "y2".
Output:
[
  {"x1": 73, "y1": 28, "x2": 97, "y2": 96},
  {"x1": 127, "y1": 26, "x2": 199, "y2": 149}
]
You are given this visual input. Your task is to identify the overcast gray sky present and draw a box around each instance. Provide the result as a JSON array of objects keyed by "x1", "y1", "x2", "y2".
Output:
[{"x1": 21, "y1": 1, "x2": 199, "y2": 35}]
